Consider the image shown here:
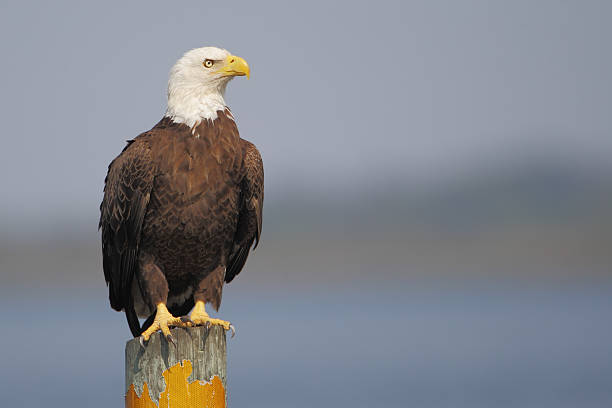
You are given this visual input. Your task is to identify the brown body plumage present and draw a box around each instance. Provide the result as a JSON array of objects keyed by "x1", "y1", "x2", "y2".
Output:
[{"x1": 99, "y1": 109, "x2": 263, "y2": 337}]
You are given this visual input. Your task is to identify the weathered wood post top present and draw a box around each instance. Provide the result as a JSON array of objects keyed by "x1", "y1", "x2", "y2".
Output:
[{"x1": 125, "y1": 326, "x2": 227, "y2": 407}]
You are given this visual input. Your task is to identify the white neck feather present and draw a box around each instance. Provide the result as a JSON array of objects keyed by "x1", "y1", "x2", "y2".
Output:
[{"x1": 164, "y1": 82, "x2": 229, "y2": 128}]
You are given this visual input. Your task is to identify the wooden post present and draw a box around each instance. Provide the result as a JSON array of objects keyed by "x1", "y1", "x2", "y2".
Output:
[{"x1": 125, "y1": 326, "x2": 227, "y2": 407}]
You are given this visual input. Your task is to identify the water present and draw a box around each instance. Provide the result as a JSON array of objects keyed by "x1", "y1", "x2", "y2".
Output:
[{"x1": 1, "y1": 279, "x2": 611, "y2": 407}]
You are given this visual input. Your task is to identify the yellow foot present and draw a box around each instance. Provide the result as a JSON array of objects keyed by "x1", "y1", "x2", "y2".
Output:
[
  {"x1": 139, "y1": 303, "x2": 188, "y2": 346},
  {"x1": 186, "y1": 301, "x2": 235, "y2": 337}
]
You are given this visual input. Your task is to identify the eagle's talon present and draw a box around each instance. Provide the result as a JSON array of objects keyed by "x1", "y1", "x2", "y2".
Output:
[
  {"x1": 188, "y1": 300, "x2": 232, "y2": 332},
  {"x1": 139, "y1": 336, "x2": 146, "y2": 348},
  {"x1": 139, "y1": 303, "x2": 186, "y2": 342},
  {"x1": 180, "y1": 316, "x2": 193, "y2": 325},
  {"x1": 229, "y1": 324, "x2": 236, "y2": 338},
  {"x1": 166, "y1": 333, "x2": 176, "y2": 346}
]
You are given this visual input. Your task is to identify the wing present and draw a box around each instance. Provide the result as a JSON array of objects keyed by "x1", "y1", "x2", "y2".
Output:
[
  {"x1": 99, "y1": 137, "x2": 154, "y2": 336},
  {"x1": 225, "y1": 140, "x2": 264, "y2": 283}
]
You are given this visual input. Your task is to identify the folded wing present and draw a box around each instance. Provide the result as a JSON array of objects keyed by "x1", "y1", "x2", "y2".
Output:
[
  {"x1": 225, "y1": 140, "x2": 264, "y2": 283},
  {"x1": 99, "y1": 138, "x2": 154, "y2": 336}
]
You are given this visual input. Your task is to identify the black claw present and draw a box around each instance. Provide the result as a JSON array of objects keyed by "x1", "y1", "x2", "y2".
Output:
[
  {"x1": 205, "y1": 321, "x2": 211, "y2": 329},
  {"x1": 139, "y1": 336, "x2": 146, "y2": 348},
  {"x1": 166, "y1": 333, "x2": 176, "y2": 346}
]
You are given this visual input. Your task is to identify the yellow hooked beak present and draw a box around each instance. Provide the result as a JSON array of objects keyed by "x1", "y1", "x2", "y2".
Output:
[{"x1": 216, "y1": 55, "x2": 250, "y2": 79}]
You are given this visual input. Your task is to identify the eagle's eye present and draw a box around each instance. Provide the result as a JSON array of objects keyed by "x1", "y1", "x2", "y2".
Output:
[{"x1": 203, "y1": 59, "x2": 214, "y2": 68}]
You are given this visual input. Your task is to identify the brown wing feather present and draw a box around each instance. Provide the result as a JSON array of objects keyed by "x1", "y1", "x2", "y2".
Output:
[
  {"x1": 225, "y1": 139, "x2": 264, "y2": 283},
  {"x1": 99, "y1": 137, "x2": 154, "y2": 336}
]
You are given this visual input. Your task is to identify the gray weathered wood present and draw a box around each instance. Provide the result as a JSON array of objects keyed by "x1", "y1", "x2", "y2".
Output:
[{"x1": 125, "y1": 325, "x2": 226, "y2": 404}]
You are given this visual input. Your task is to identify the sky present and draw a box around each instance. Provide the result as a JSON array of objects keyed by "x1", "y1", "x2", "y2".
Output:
[{"x1": 0, "y1": 0, "x2": 611, "y2": 234}]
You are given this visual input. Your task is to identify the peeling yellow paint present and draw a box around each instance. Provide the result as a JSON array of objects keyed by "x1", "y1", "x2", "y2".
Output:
[
  {"x1": 126, "y1": 360, "x2": 225, "y2": 408},
  {"x1": 126, "y1": 382, "x2": 157, "y2": 408}
]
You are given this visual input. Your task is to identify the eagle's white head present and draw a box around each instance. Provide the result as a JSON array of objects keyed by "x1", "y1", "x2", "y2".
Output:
[{"x1": 165, "y1": 47, "x2": 250, "y2": 127}]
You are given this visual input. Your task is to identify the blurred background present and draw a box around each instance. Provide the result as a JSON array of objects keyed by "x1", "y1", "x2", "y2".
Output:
[{"x1": 1, "y1": 0, "x2": 611, "y2": 407}]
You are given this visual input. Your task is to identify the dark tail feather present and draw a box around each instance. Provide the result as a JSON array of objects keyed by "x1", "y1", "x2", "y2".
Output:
[
  {"x1": 125, "y1": 304, "x2": 141, "y2": 337},
  {"x1": 124, "y1": 276, "x2": 142, "y2": 337},
  {"x1": 140, "y1": 311, "x2": 156, "y2": 334},
  {"x1": 125, "y1": 307, "x2": 141, "y2": 337}
]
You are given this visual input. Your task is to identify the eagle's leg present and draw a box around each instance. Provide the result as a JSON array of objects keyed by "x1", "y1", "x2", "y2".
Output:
[
  {"x1": 140, "y1": 303, "x2": 187, "y2": 343},
  {"x1": 188, "y1": 300, "x2": 232, "y2": 332},
  {"x1": 137, "y1": 256, "x2": 187, "y2": 344},
  {"x1": 184, "y1": 265, "x2": 234, "y2": 335}
]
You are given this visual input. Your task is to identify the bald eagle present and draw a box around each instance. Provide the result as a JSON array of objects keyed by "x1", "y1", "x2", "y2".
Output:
[{"x1": 99, "y1": 47, "x2": 263, "y2": 343}]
